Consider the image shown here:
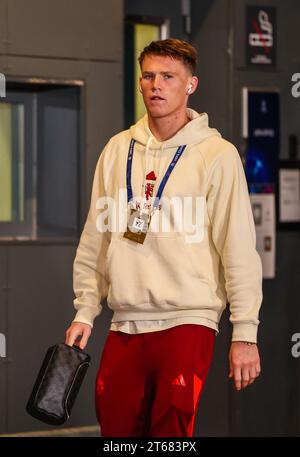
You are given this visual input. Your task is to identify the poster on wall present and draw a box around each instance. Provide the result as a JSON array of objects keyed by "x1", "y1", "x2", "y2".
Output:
[
  {"x1": 279, "y1": 161, "x2": 300, "y2": 229},
  {"x1": 242, "y1": 87, "x2": 280, "y2": 278},
  {"x1": 242, "y1": 87, "x2": 280, "y2": 193},
  {"x1": 246, "y1": 6, "x2": 276, "y2": 67},
  {"x1": 250, "y1": 193, "x2": 276, "y2": 279}
]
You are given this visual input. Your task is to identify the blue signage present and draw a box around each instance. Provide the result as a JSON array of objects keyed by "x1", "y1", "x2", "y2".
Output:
[{"x1": 244, "y1": 90, "x2": 280, "y2": 194}]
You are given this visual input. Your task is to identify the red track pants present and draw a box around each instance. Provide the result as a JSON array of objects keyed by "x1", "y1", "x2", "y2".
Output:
[{"x1": 95, "y1": 324, "x2": 215, "y2": 437}]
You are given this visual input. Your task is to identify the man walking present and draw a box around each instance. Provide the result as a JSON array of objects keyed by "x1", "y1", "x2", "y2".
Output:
[{"x1": 66, "y1": 39, "x2": 262, "y2": 437}]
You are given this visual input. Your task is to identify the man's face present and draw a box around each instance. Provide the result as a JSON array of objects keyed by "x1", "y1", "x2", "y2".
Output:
[{"x1": 139, "y1": 55, "x2": 197, "y2": 119}]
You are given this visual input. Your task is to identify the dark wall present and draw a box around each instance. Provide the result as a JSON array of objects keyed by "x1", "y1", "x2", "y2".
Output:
[{"x1": 190, "y1": 0, "x2": 230, "y2": 137}]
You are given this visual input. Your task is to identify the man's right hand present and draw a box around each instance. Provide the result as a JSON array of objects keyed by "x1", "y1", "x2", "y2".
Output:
[{"x1": 65, "y1": 322, "x2": 92, "y2": 350}]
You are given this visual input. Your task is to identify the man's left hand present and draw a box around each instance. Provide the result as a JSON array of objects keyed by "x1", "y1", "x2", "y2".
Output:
[{"x1": 228, "y1": 342, "x2": 261, "y2": 391}]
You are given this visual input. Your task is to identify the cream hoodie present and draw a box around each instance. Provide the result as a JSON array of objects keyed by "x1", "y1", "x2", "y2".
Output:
[{"x1": 72, "y1": 109, "x2": 263, "y2": 342}]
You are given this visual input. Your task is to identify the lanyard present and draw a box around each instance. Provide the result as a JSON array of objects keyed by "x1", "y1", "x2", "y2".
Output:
[{"x1": 126, "y1": 139, "x2": 187, "y2": 212}]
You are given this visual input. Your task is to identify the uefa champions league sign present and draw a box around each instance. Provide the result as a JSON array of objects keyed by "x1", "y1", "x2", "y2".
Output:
[{"x1": 247, "y1": 6, "x2": 276, "y2": 67}]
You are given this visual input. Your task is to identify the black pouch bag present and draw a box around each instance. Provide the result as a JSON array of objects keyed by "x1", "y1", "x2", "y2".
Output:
[{"x1": 26, "y1": 343, "x2": 91, "y2": 425}]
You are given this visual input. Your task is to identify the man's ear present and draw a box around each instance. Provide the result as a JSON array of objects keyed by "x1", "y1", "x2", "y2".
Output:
[{"x1": 189, "y1": 76, "x2": 199, "y2": 94}]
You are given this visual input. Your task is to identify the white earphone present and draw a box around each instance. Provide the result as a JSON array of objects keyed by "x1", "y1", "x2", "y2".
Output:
[
  {"x1": 139, "y1": 86, "x2": 143, "y2": 93},
  {"x1": 187, "y1": 84, "x2": 193, "y2": 95}
]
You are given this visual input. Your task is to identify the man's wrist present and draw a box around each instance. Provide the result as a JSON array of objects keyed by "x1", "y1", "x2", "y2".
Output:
[{"x1": 233, "y1": 340, "x2": 257, "y2": 346}]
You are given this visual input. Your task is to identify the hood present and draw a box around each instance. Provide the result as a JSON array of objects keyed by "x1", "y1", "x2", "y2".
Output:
[{"x1": 129, "y1": 108, "x2": 221, "y2": 150}]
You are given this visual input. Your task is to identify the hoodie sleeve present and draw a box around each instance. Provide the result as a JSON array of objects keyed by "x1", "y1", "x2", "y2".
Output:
[
  {"x1": 206, "y1": 145, "x2": 263, "y2": 343},
  {"x1": 72, "y1": 143, "x2": 111, "y2": 328}
]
